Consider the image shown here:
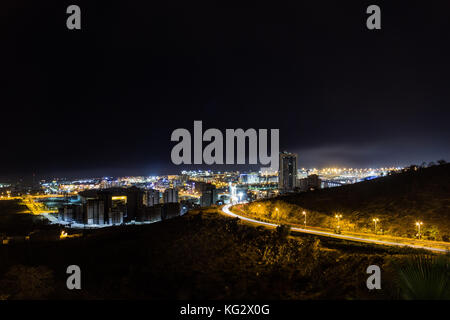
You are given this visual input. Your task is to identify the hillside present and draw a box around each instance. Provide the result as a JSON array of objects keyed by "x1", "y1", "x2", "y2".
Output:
[
  {"x1": 0, "y1": 208, "x2": 430, "y2": 300},
  {"x1": 0, "y1": 200, "x2": 48, "y2": 236},
  {"x1": 246, "y1": 164, "x2": 450, "y2": 240}
]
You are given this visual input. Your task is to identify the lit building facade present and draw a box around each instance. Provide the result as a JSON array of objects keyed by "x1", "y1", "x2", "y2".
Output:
[
  {"x1": 163, "y1": 188, "x2": 179, "y2": 203},
  {"x1": 145, "y1": 188, "x2": 160, "y2": 207}
]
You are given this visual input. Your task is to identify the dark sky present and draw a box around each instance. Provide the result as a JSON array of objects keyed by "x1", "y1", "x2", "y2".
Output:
[{"x1": 1, "y1": 0, "x2": 449, "y2": 180}]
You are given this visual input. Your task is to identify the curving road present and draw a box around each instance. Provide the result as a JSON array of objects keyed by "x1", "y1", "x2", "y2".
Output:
[{"x1": 221, "y1": 204, "x2": 449, "y2": 253}]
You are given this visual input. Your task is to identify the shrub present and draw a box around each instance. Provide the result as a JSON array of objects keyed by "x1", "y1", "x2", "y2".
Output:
[
  {"x1": 394, "y1": 254, "x2": 450, "y2": 299},
  {"x1": 275, "y1": 224, "x2": 291, "y2": 241}
]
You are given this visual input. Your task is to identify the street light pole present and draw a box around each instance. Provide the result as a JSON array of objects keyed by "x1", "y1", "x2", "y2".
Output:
[
  {"x1": 416, "y1": 221, "x2": 423, "y2": 239},
  {"x1": 373, "y1": 218, "x2": 379, "y2": 234},
  {"x1": 335, "y1": 214, "x2": 342, "y2": 232},
  {"x1": 275, "y1": 207, "x2": 279, "y2": 224},
  {"x1": 302, "y1": 211, "x2": 306, "y2": 228}
]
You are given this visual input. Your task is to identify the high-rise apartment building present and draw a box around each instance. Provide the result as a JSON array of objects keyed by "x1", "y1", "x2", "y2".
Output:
[
  {"x1": 163, "y1": 188, "x2": 179, "y2": 203},
  {"x1": 278, "y1": 152, "x2": 298, "y2": 193}
]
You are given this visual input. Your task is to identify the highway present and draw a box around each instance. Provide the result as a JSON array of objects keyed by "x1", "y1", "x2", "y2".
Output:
[
  {"x1": 221, "y1": 204, "x2": 449, "y2": 253},
  {"x1": 0, "y1": 194, "x2": 70, "y2": 201},
  {"x1": 22, "y1": 196, "x2": 58, "y2": 215},
  {"x1": 0, "y1": 195, "x2": 62, "y2": 216}
]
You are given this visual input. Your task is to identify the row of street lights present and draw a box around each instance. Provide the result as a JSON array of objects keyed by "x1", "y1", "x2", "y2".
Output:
[{"x1": 267, "y1": 206, "x2": 425, "y2": 239}]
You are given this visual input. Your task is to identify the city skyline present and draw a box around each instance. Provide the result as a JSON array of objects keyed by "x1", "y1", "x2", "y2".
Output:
[
  {"x1": 0, "y1": 160, "x2": 440, "y2": 182},
  {"x1": 0, "y1": 163, "x2": 413, "y2": 182}
]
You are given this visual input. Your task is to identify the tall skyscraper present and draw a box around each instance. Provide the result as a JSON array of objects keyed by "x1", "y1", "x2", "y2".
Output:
[{"x1": 278, "y1": 152, "x2": 298, "y2": 193}]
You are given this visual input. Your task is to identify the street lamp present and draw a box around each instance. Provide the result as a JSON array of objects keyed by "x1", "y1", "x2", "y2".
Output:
[
  {"x1": 275, "y1": 207, "x2": 280, "y2": 222},
  {"x1": 372, "y1": 218, "x2": 379, "y2": 234},
  {"x1": 302, "y1": 211, "x2": 307, "y2": 228},
  {"x1": 335, "y1": 214, "x2": 342, "y2": 231},
  {"x1": 416, "y1": 221, "x2": 423, "y2": 239}
]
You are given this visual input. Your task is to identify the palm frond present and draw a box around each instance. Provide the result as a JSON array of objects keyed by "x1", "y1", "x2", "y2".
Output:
[{"x1": 395, "y1": 254, "x2": 450, "y2": 300}]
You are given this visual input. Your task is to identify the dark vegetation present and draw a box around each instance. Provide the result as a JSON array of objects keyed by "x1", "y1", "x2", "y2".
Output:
[
  {"x1": 244, "y1": 163, "x2": 450, "y2": 240},
  {"x1": 0, "y1": 208, "x2": 443, "y2": 300},
  {"x1": 0, "y1": 200, "x2": 50, "y2": 236},
  {"x1": 394, "y1": 254, "x2": 450, "y2": 299}
]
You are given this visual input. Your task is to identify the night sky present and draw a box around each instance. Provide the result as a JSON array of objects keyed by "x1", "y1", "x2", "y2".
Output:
[{"x1": 1, "y1": 0, "x2": 449, "y2": 180}]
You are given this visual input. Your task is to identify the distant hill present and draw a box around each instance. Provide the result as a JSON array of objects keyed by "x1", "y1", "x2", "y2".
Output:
[{"x1": 254, "y1": 164, "x2": 450, "y2": 240}]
